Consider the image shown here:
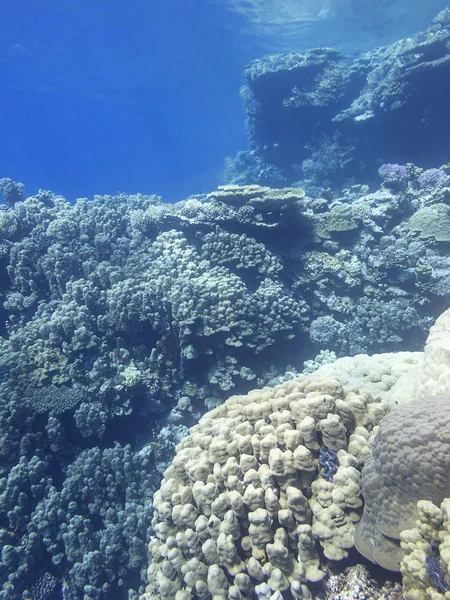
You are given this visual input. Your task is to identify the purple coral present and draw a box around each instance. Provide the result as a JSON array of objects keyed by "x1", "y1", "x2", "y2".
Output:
[
  {"x1": 378, "y1": 163, "x2": 408, "y2": 191},
  {"x1": 418, "y1": 168, "x2": 450, "y2": 191}
]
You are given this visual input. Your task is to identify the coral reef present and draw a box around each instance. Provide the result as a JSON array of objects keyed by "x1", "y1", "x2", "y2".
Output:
[
  {"x1": 400, "y1": 499, "x2": 450, "y2": 599},
  {"x1": 227, "y1": 10, "x2": 450, "y2": 192},
  {"x1": 1, "y1": 164, "x2": 450, "y2": 597},
  {"x1": 142, "y1": 349, "x2": 418, "y2": 598},
  {"x1": 323, "y1": 564, "x2": 403, "y2": 599},
  {"x1": 142, "y1": 307, "x2": 450, "y2": 599},
  {"x1": 30, "y1": 444, "x2": 154, "y2": 599},
  {"x1": 0, "y1": 178, "x2": 25, "y2": 207},
  {"x1": 354, "y1": 396, "x2": 450, "y2": 571},
  {"x1": 409, "y1": 204, "x2": 450, "y2": 242},
  {"x1": 2, "y1": 9, "x2": 450, "y2": 600}
]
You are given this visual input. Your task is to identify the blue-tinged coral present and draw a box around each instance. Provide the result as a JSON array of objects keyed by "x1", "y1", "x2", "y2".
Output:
[
  {"x1": 0, "y1": 159, "x2": 450, "y2": 598},
  {"x1": 378, "y1": 164, "x2": 409, "y2": 191},
  {"x1": 28, "y1": 385, "x2": 86, "y2": 415},
  {"x1": 30, "y1": 572, "x2": 59, "y2": 600},
  {"x1": 417, "y1": 168, "x2": 450, "y2": 192},
  {"x1": 226, "y1": 10, "x2": 450, "y2": 191},
  {"x1": 199, "y1": 229, "x2": 283, "y2": 277},
  {"x1": 311, "y1": 298, "x2": 431, "y2": 356},
  {"x1": 29, "y1": 444, "x2": 154, "y2": 599}
]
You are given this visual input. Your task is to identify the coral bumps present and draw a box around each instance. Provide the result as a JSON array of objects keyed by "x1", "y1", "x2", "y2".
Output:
[
  {"x1": 144, "y1": 306, "x2": 450, "y2": 600},
  {"x1": 142, "y1": 352, "x2": 419, "y2": 599}
]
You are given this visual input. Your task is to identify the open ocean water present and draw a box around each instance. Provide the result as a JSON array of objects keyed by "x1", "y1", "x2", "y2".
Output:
[{"x1": 0, "y1": 0, "x2": 448, "y2": 201}]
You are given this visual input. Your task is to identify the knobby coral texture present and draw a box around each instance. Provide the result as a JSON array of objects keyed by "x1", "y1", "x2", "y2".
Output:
[
  {"x1": 143, "y1": 306, "x2": 450, "y2": 600},
  {"x1": 142, "y1": 354, "x2": 407, "y2": 599},
  {"x1": 0, "y1": 168, "x2": 449, "y2": 599}
]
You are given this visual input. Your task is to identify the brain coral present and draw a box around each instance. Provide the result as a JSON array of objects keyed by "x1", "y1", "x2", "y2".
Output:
[
  {"x1": 141, "y1": 351, "x2": 418, "y2": 600},
  {"x1": 353, "y1": 395, "x2": 450, "y2": 572}
]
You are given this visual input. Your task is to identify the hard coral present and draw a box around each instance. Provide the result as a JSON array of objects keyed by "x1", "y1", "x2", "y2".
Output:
[
  {"x1": 378, "y1": 163, "x2": 409, "y2": 191},
  {"x1": 207, "y1": 185, "x2": 305, "y2": 211},
  {"x1": 408, "y1": 204, "x2": 450, "y2": 242},
  {"x1": 354, "y1": 307, "x2": 450, "y2": 576},
  {"x1": 324, "y1": 564, "x2": 403, "y2": 599},
  {"x1": 400, "y1": 499, "x2": 450, "y2": 599},
  {"x1": 142, "y1": 352, "x2": 417, "y2": 599},
  {"x1": 142, "y1": 306, "x2": 450, "y2": 599},
  {"x1": 354, "y1": 395, "x2": 450, "y2": 572}
]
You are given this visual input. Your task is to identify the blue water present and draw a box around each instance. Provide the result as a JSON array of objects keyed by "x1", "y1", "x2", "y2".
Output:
[{"x1": 0, "y1": 0, "x2": 449, "y2": 202}]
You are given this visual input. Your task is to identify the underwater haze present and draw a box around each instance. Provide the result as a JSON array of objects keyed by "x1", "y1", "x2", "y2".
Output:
[
  {"x1": 3, "y1": 2, "x2": 450, "y2": 599},
  {"x1": 0, "y1": 0, "x2": 448, "y2": 201}
]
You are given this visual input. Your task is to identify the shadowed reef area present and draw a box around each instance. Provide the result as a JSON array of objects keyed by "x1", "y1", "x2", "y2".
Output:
[{"x1": 224, "y1": 10, "x2": 450, "y2": 196}]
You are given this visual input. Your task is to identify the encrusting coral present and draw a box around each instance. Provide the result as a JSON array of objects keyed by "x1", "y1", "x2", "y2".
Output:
[{"x1": 142, "y1": 307, "x2": 450, "y2": 600}]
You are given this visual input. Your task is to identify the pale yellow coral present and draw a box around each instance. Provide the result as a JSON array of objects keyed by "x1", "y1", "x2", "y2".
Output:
[{"x1": 142, "y1": 310, "x2": 450, "y2": 600}]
